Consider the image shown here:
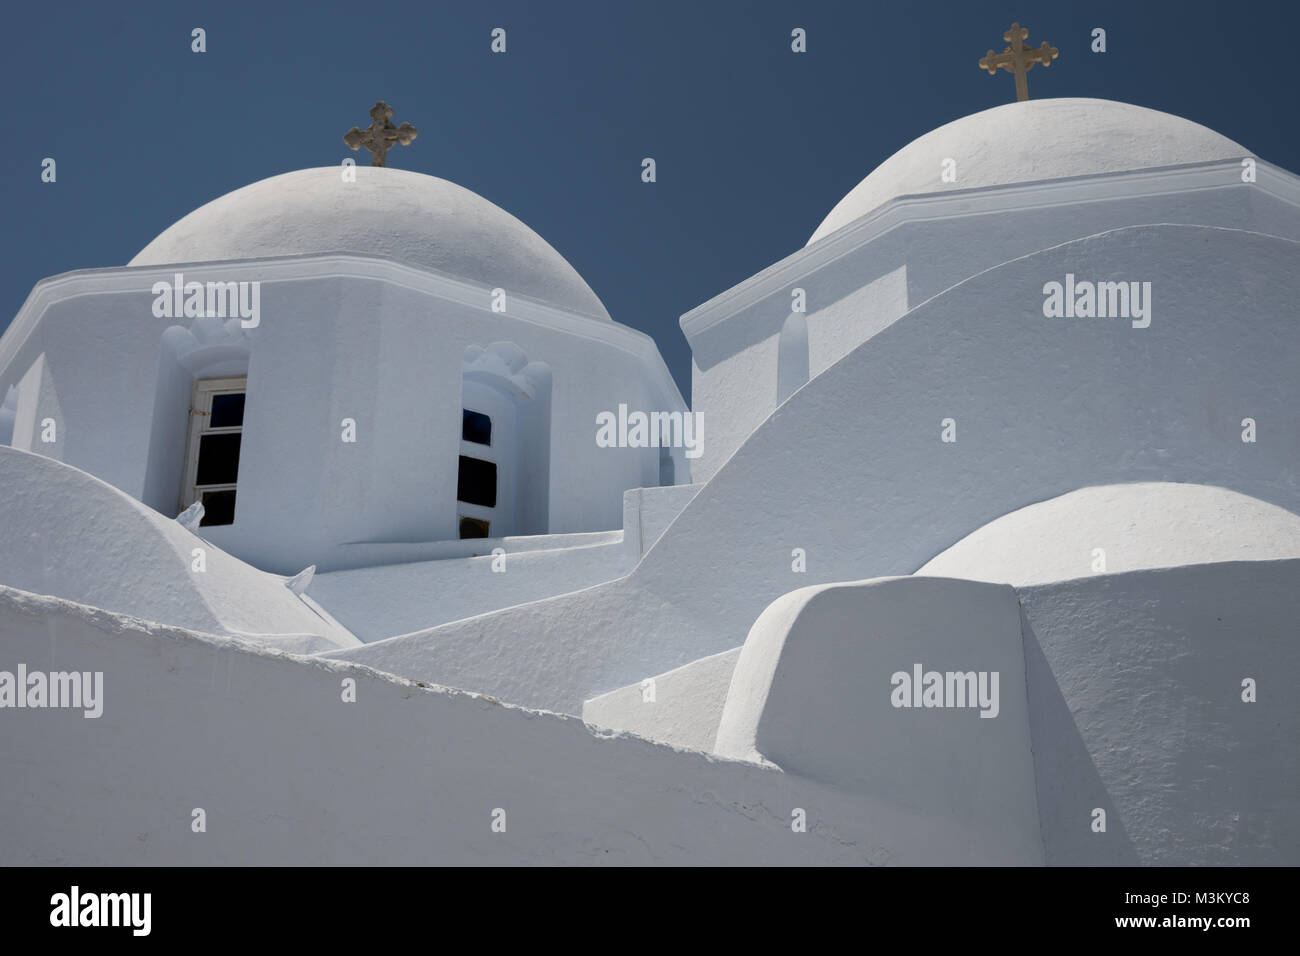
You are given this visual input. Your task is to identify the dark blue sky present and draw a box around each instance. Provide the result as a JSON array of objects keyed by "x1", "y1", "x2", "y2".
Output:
[{"x1": 3, "y1": 0, "x2": 1296, "y2": 396}]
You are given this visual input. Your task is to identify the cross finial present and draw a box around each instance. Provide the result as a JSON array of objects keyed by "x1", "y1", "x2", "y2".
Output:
[
  {"x1": 978, "y1": 23, "x2": 1059, "y2": 102},
  {"x1": 343, "y1": 101, "x2": 418, "y2": 167}
]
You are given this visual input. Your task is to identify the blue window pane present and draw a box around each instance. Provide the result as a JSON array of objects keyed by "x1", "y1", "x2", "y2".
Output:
[
  {"x1": 462, "y1": 409, "x2": 491, "y2": 445},
  {"x1": 210, "y1": 393, "x2": 245, "y2": 428}
]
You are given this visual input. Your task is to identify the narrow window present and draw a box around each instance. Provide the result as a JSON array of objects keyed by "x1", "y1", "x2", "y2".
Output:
[
  {"x1": 182, "y1": 377, "x2": 246, "y2": 526},
  {"x1": 456, "y1": 399, "x2": 498, "y2": 539}
]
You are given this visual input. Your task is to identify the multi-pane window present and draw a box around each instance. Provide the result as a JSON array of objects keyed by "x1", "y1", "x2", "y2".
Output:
[
  {"x1": 182, "y1": 377, "x2": 246, "y2": 527},
  {"x1": 458, "y1": 406, "x2": 496, "y2": 538}
]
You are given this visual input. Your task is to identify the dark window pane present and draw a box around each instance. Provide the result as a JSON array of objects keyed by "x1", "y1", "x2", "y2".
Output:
[
  {"x1": 462, "y1": 409, "x2": 491, "y2": 445},
  {"x1": 457, "y1": 455, "x2": 497, "y2": 508},
  {"x1": 200, "y1": 489, "x2": 237, "y2": 526},
  {"x1": 459, "y1": 516, "x2": 491, "y2": 539},
  {"x1": 196, "y1": 433, "x2": 242, "y2": 485},
  {"x1": 209, "y1": 392, "x2": 245, "y2": 428}
]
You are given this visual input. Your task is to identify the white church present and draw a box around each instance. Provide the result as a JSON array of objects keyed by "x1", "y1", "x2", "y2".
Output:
[{"x1": 1, "y1": 92, "x2": 1297, "y2": 865}]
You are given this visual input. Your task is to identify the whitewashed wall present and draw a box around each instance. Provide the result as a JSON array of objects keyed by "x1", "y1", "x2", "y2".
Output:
[
  {"x1": 0, "y1": 585, "x2": 1039, "y2": 866},
  {"x1": 583, "y1": 647, "x2": 740, "y2": 753},
  {"x1": 337, "y1": 225, "x2": 1300, "y2": 714},
  {"x1": 1020, "y1": 559, "x2": 1300, "y2": 865},
  {"x1": 683, "y1": 166, "x2": 1300, "y2": 484},
  {"x1": 0, "y1": 258, "x2": 685, "y2": 576}
]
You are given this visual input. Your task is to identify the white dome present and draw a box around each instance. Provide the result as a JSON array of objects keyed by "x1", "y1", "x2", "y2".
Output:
[
  {"x1": 808, "y1": 98, "x2": 1251, "y2": 245},
  {"x1": 915, "y1": 482, "x2": 1300, "y2": 587},
  {"x1": 130, "y1": 167, "x2": 610, "y2": 320}
]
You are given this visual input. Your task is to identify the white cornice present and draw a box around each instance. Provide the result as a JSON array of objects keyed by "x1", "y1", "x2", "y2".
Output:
[
  {"x1": 679, "y1": 158, "x2": 1300, "y2": 340},
  {"x1": 0, "y1": 251, "x2": 686, "y2": 412}
]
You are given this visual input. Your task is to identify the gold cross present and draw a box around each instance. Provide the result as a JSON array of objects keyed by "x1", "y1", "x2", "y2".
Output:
[
  {"x1": 978, "y1": 23, "x2": 1058, "y2": 102},
  {"x1": 343, "y1": 102, "x2": 418, "y2": 167}
]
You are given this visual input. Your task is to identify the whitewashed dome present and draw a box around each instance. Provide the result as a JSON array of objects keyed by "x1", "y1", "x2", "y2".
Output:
[
  {"x1": 808, "y1": 98, "x2": 1251, "y2": 245},
  {"x1": 916, "y1": 483, "x2": 1300, "y2": 587},
  {"x1": 130, "y1": 167, "x2": 611, "y2": 320}
]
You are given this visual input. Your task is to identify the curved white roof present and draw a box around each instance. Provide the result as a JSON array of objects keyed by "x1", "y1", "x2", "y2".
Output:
[
  {"x1": 131, "y1": 167, "x2": 611, "y2": 320},
  {"x1": 916, "y1": 482, "x2": 1300, "y2": 587},
  {"x1": 0, "y1": 446, "x2": 359, "y2": 651},
  {"x1": 808, "y1": 98, "x2": 1251, "y2": 245}
]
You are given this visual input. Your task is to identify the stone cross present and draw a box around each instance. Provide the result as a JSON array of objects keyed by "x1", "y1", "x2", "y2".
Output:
[
  {"x1": 343, "y1": 102, "x2": 418, "y2": 167},
  {"x1": 978, "y1": 23, "x2": 1059, "y2": 102}
]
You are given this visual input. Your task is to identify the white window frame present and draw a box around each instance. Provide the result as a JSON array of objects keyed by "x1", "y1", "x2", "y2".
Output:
[{"x1": 181, "y1": 376, "x2": 247, "y2": 518}]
